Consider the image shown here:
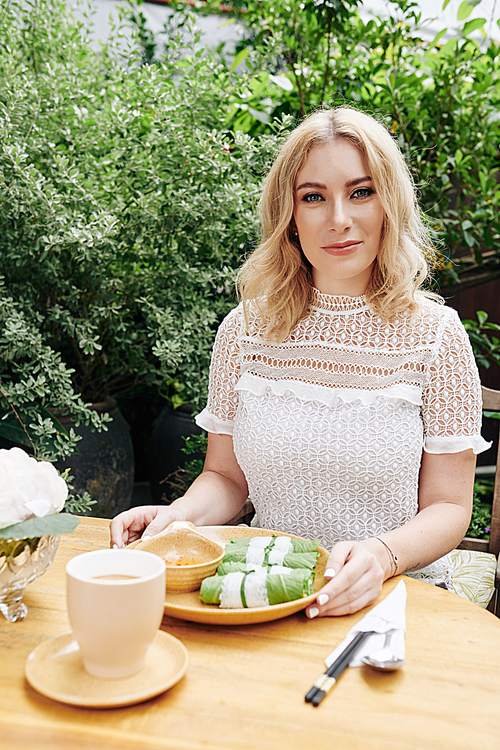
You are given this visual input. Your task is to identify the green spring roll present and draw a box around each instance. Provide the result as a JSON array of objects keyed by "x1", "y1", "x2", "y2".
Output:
[
  {"x1": 200, "y1": 569, "x2": 315, "y2": 607},
  {"x1": 226, "y1": 536, "x2": 321, "y2": 554},
  {"x1": 200, "y1": 575, "x2": 226, "y2": 605},
  {"x1": 218, "y1": 550, "x2": 318, "y2": 572},
  {"x1": 217, "y1": 562, "x2": 291, "y2": 576},
  {"x1": 266, "y1": 569, "x2": 315, "y2": 605}
]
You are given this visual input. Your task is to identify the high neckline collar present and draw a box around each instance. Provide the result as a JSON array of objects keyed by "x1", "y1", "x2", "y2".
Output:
[{"x1": 312, "y1": 288, "x2": 368, "y2": 312}]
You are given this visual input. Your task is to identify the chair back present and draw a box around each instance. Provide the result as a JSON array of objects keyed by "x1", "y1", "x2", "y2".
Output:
[{"x1": 458, "y1": 386, "x2": 500, "y2": 557}]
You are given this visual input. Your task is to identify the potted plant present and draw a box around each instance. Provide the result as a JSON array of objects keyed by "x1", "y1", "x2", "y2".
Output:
[{"x1": 0, "y1": 0, "x2": 278, "y2": 513}]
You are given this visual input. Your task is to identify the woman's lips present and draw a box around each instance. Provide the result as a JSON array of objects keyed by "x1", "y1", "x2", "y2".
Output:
[{"x1": 322, "y1": 241, "x2": 362, "y2": 256}]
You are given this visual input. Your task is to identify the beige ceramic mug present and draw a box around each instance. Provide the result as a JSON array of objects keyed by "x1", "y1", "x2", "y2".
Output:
[{"x1": 66, "y1": 549, "x2": 166, "y2": 679}]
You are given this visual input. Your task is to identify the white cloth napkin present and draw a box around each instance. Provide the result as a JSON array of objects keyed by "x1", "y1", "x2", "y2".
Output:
[{"x1": 324, "y1": 579, "x2": 407, "y2": 668}]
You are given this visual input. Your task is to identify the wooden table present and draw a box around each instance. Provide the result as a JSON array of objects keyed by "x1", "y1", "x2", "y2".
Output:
[{"x1": 1, "y1": 518, "x2": 500, "y2": 750}]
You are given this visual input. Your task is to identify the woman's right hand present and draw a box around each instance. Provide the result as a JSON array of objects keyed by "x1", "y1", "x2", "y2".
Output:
[
  {"x1": 110, "y1": 434, "x2": 249, "y2": 548},
  {"x1": 109, "y1": 504, "x2": 187, "y2": 548}
]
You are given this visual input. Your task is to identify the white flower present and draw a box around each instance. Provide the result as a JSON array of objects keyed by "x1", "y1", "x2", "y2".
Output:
[{"x1": 0, "y1": 448, "x2": 68, "y2": 529}]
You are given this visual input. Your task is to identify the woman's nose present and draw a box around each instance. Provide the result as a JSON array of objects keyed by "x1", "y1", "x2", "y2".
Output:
[{"x1": 328, "y1": 200, "x2": 353, "y2": 232}]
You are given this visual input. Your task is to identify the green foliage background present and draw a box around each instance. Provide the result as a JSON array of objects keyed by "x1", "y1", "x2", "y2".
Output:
[
  {"x1": 0, "y1": 0, "x2": 499, "y2": 504},
  {"x1": 191, "y1": 0, "x2": 500, "y2": 290},
  {"x1": 0, "y1": 0, "x2": 280, "y2": 459}
]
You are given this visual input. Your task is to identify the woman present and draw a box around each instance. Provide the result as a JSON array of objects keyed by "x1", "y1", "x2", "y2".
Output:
[{"x1": 111, "y1": 106, "x2": 488, "y2": 617}]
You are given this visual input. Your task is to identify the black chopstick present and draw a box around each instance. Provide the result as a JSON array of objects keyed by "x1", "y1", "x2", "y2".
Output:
[{"x1": 305, "y1": 630, "x2": 375, "y2": 707}]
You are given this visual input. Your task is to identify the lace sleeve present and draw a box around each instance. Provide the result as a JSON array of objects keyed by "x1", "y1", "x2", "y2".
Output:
[
  {"x1": 195, "y1": 306, "x2": 243, "y2": 436},
  {"x1": 422, "y1": 308, "x2": 490, "y2": 454}
]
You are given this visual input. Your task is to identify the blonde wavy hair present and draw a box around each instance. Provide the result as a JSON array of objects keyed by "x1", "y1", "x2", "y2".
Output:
[{"x1": 238, "y1": 106, "x2": 440, "y2": 341}]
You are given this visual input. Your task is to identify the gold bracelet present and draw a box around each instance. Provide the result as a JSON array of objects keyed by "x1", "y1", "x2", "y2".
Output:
[{"x1": 375, "y1": 537, "x2": 399, "y2": 577}]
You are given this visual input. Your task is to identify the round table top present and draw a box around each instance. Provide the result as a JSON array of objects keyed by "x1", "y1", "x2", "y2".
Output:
[{"x1": 2, "y1": 517, "x2": 500, "y2": 750}]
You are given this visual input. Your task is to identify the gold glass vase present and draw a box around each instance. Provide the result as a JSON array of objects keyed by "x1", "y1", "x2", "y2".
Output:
[{"x1": 0, "y1": 536, "x2": 59, "y2": 622}]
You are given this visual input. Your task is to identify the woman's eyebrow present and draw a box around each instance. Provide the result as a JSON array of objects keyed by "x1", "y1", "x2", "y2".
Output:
[
  {"x1": 295, "y1": 181, "x2": 327, "y2": 191},
  {"x1": 346, "y1": 176, "x2": 372, "y2": 187}
]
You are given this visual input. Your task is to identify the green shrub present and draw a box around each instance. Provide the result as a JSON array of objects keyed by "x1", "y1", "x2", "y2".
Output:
[
  {"x1": 468, "y1": 476, "x2": 494, "y2": 540},
  {"x1": 2, "y1": 0, "x2": 499, "y2": 469},
  {"x1": 0, "y1": 0, "x2": 281, "y2": 458},
  {"x1": 462, "y1": 311, "x2": 500, "y2": 371},
  {"x1": 163, "y1": 432, "x2": 208, "y2": 500},
  {"x1": 196, "y1": 0, "x2": 500, "y2": 291}
]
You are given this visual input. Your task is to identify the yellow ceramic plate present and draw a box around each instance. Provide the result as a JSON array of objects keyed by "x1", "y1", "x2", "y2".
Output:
[
  {"x1": 25, "y1": 630, "x2": 188, "y2": 708},
  {"x1": 159, "y1": 526, "x2": 328, "y2": 626}
]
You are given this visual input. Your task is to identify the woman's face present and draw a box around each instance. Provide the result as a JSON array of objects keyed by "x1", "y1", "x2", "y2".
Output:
[{"x1": 293, "y1": 139, "x2": 384, "y2": 297}]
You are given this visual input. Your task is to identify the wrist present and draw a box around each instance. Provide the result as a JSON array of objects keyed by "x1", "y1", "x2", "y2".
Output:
[
  {"x1": 162, "y1": 498, "x2": 194, "y2": 524},
  {"x1": 361, "y1": 537, "x2": 394, "y2": 580},
  {"x1": 373, "y1": 537, "x2": 399, "y2": 578},
  {"x1": 168, "y1": 494, "x2": 219, "y2": 527}
]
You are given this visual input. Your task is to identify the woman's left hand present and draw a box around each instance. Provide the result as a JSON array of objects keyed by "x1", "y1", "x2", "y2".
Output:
[{"x1": 305, "y1": 540, "x2": 386, "y2": 618}]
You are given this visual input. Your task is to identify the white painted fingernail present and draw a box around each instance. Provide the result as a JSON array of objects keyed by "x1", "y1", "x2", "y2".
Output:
[
  {"x1": 308, "y1": 607, "x2": 319, "y2": 618},
  {"x1": 112, "y1": 544, "x2": 118, "y2": 549},
  {"x1": 324, "y1": 568, "x2": 336, "y2": 579},
  {"x1": 141, "y1": 534, "x2": 152, "y2": 541},
  {"x1": 317, "y1": 594, "x2": 329, "y2": 606}
]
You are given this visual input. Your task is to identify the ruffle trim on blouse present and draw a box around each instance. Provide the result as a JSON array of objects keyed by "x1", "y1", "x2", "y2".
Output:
[
  {"x1": 234, "y1": 372, "x2": 423, "y2": 408},
  {"x1": 424, "y1": 435, "x2": 491, "y2": 456},
  {"x1": 195, "y1": 408, "x2": 234, "y2": 436}
]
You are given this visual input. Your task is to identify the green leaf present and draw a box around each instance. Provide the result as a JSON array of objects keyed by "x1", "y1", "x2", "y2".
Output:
[
  {"x1": 431, "y1": 28, "x2": 448, "y2": 47},
  {"x1": 477, "y1": 310, "x2": 488, "y2": 325},
  {"x1": 464, "y1": 230, "x2": 474, "y2": 247},
  {"x1": 439, "y1": 38, "x2": 457, "y2": 56},
  {"x1": 0, "y1": 514, "x2": 80, "y2": 540},
  {"x1": 248, "y1": 107, "x2": 270, "y2": 124},
  {"x1": 483, "y1": 411, "x2": 500, "y2": 421},
  {"x1": 171, "y1": 394, "x2": 185, "y2": 410},
  {"x1": 0, "y1": 418, "x2": 33, "y2": 447},
  {"x1": 0, "y1": 408, "x2": 71, "y2": 455},
  {"x1": 442, "y1": 0, "x2": 452, "y2": 8},
  {"x1": 230, "y1": 48, "x2": 250, "y2": 72},
  {"x1": 462, "y1": 18, "x2": 486, "y2": 35},
  {"x1": 269, "y1": 74, "x2": 294, "y2": 92},
  {"x1": 457, "y1": 1, "x2": 474, "y2": 20}
]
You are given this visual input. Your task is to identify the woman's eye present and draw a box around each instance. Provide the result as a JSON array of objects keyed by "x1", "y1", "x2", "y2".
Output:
[
  {"x1": 302, "y1": 193, "x2": 324, "y2": 203},
  {"x1": 351, "y1": 187, "x2": 374, "y2": 199}
]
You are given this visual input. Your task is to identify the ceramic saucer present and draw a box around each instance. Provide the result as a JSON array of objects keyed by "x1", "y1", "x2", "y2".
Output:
[{"x1": 25, "y1": 630, "x2": 188, "y2": 708}]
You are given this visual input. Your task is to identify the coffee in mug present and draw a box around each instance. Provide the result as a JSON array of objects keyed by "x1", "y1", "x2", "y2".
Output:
[
  {"x1": 94, "y1": 573, "x2": 140, "y2": 581},
  {"x1": 66, "y1": 549, "x2": 166, "y2": 679}
]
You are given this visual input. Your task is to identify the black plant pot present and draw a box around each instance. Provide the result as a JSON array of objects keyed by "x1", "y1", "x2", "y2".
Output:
[
  {"x1": 55, "y1": 397, "x2": 135, "y2": 519},
  {"x1": 148, "y1": 403, "x2": 203, "y2": 505}
]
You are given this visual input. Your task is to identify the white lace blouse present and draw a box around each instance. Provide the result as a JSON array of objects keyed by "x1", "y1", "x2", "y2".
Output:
[{"x1": 196, "y1": 291, "x2": 489, "y2": 588}]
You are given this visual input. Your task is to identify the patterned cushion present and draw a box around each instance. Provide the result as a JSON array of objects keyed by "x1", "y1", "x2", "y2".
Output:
[{"x1": 450, "y1": 549, "x2": 497, "y2": 608}]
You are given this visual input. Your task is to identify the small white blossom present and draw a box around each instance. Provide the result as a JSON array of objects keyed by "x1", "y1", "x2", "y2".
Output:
[{"x1": 0, "y1": 448, "x2": 68, "y2": 529}]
